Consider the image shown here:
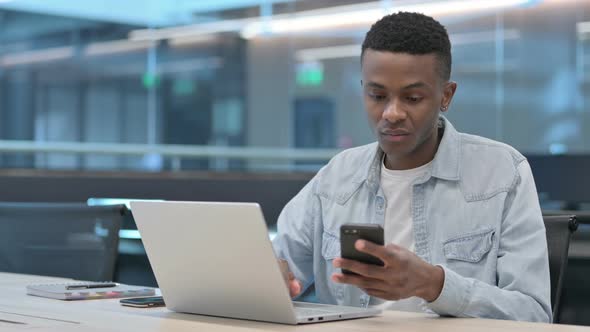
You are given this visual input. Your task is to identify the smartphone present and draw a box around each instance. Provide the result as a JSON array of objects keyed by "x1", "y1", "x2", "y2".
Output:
[
  {"x1": 340, "y1": 224, "x2": 384, "y2": 275},
  {"x1": 120, "y1": 296, "x2": 165, "y2": 308}
]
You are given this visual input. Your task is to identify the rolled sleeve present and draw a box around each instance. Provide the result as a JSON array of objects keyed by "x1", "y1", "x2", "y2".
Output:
[
  {"x1": 427, "y1": 265, "x2": 473, "y2": 316},
  {"x1": 271, "y1": 177, "x2": 320, "y2": 287}
]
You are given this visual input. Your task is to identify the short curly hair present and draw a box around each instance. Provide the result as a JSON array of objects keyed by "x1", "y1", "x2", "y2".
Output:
[{"x1": 361, "y1": 12, "x2": 451, "y2": 81}]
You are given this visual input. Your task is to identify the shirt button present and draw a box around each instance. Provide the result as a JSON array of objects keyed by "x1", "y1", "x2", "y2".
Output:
[{"x1": 376, "y1": 196, "x2": 384, "y2": 210}]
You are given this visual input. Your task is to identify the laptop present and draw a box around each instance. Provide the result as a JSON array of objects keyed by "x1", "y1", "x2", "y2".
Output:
[{"x1": 130, "y1": 200, "x2": 381, "y2": 325}]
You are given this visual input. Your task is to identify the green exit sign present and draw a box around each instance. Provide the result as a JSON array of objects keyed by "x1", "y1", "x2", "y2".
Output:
[
  {"x1": 296, "y1": 61, "x2": 324, "y2": 87},
  {"x1": 142, "y1": 73, "x2": 160, "y2": 89}
]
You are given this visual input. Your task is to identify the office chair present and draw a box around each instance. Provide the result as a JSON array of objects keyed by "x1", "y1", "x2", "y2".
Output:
[
  {"x1": 0, "y1": 202, "x2": 128, "y2": 281},
  {"x1": 543, "y1": 214, "x2": 578, "y2": 323}
]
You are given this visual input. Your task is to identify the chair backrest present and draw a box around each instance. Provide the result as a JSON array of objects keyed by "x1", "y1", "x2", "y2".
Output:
[
  {"x1": 0, "y1": 202, "x2": 127, "y2": 281},
  {"x1": 543, "y1": 215, "x2": 578, "y2": 323}
]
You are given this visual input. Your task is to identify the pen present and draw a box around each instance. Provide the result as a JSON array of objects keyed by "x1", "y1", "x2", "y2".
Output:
[{"x1": 66, "y1": 283, "x2": 117, "y2": 290}]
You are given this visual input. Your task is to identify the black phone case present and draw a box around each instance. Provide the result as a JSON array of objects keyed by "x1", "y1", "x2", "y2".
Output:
[
  {"x1": 340, "y1": 224, "x2": 384, "y2": 275},
  {"x1": 120, "y1": 296, "x2": 165, "y2": 307}
]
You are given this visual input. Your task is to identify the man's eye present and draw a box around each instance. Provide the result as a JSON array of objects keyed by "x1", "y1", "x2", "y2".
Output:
[
  {"x1": 407, "y1": 96, "x2": 422, "y2": 103},
  {"x1": 370, "y1": 94, "x2": 386, "y2": 101}
]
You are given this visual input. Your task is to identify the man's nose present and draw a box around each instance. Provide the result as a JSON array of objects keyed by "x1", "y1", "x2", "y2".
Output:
[{"x1": 382, "y1": 100, "x2": 407, "y2": 123}]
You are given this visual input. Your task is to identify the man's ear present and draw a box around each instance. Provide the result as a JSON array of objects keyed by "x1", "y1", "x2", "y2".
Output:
[{"x1": 441, "y1": 81, "x2": 457, "y2": 112}]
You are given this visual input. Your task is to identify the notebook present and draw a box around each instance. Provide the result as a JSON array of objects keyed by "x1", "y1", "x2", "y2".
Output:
[{"x1": 26, "y1": 282, "x2": 155, "y2": 300}]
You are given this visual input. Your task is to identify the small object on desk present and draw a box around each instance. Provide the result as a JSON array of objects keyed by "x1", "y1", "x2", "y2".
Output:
[
  {"x1": 120, "y1": 296, "x2": 165, "y2": 308},
  {"x1": 66, "y1": 282, "x2": 117, "y2": 290},
  {"x1": 26, "y1": 282, "x2": 155, "y2": 300}
]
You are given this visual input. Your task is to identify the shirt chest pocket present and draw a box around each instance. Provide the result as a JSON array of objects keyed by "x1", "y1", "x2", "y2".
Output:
[{"x1": 443, "y1": 228, "x2": 495, "y2": 263}]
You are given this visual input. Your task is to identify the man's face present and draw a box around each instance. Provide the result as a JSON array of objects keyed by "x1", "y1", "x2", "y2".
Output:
[{"x1": 361, "y1": 50, "x2": 456, "y2": 169}]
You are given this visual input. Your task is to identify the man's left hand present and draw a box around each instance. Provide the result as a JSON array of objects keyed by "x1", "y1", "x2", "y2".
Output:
[{"x1": 332, "y1": 240, "x2": 444, "y2": 302}]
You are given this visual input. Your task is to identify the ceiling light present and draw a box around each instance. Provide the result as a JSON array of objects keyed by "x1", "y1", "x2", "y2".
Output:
[
  {"x1": 129, "y1": 0, "x2": 535, "y2": 41},
  {"x1": 84, "y1": 40, "x2": 155, "y2": 56},
  {"x1": 295, "y1": 29, "x2": 522, "y2": 62},
  {"x1": 0, "y1": 46, "x2": 74, "y2": 67}
]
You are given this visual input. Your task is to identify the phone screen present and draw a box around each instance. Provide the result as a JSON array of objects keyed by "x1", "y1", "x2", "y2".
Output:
[{"x1": 120, "y1": 296, "x2": 165, "y2": 307}]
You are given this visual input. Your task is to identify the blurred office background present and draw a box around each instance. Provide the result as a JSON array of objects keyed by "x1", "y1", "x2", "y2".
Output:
[
  {"x1": 0, "y1": 0, "x2": 590, "y2": 325},
  {"x1": 0, "y1": 0, "x2": 587, "y2": 173}
]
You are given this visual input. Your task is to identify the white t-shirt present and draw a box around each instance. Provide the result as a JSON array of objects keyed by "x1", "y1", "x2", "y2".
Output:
[{"x1": 370, "y1": 158, "x2": 433, "y2": 312}]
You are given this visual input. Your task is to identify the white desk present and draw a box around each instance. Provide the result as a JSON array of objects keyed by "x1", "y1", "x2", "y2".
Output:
[{"x1": 0, "y1": 272, "x2": 588, "y2": 332}]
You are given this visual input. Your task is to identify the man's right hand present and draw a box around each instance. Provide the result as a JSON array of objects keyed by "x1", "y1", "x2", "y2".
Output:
[{"x1": 278, "y1": 259, "x2": 302, "y2": 298}]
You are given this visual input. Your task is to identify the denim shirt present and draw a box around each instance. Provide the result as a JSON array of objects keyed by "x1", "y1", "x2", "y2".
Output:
[{"x1": 272, "y1": 117, "x2": 552, "y2": 322}]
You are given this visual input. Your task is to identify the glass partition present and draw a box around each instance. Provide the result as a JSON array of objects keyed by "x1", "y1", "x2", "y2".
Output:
[{"x1": 0, "y1": 0, "x2": 586, "y2": 172}]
